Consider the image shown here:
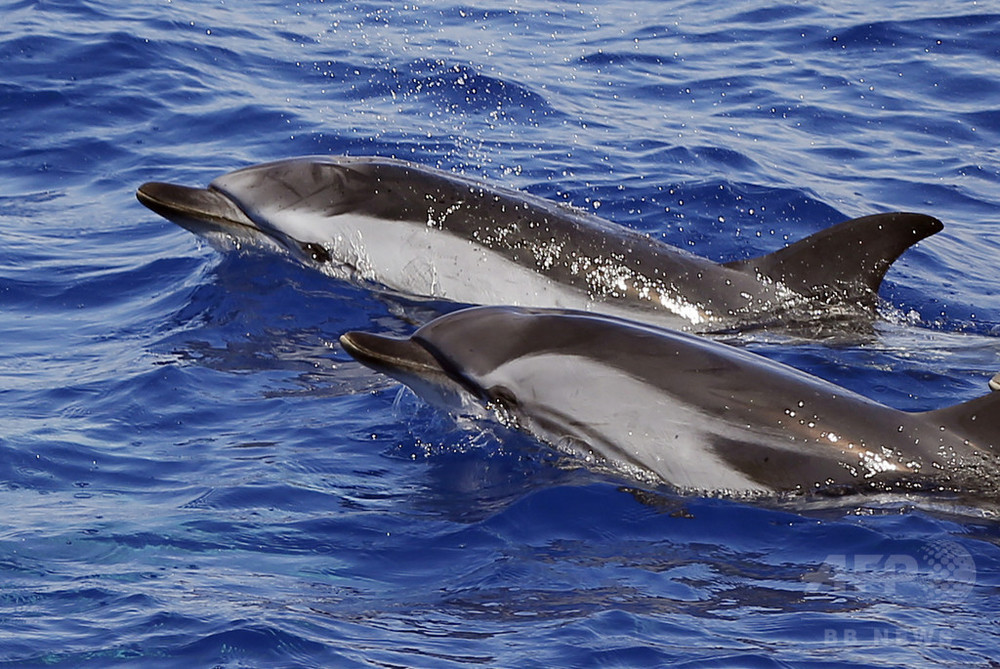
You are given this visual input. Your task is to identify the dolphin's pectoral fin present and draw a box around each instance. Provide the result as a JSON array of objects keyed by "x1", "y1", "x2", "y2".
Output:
[
  {"x1": 723, "y1": 213, "x2": 943, "y2": 309},
  {"x1": 619, "y1": 487, "x2": 696, "y2": 516},
  {"x1": 923, "y1": 391, "x2": 1000, "y2": 454}
]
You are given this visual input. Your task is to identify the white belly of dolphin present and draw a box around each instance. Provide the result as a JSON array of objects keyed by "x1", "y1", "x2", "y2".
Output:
[
  {"x1": 484, "y1": 354, "x2": 771, "y2": 493},
  {"x1": 283, "y1": 211, "x2": 701, "y2": 321}
]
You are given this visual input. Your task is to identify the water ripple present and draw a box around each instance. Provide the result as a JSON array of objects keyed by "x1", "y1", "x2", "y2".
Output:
[{"x1": 2, "y1": 1, "x2": 1000, "y2": 666}]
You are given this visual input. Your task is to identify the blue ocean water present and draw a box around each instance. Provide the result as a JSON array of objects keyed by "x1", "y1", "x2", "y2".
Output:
[{"x1": 2, "y1": 0, "x2": 1000, "y2": 665}]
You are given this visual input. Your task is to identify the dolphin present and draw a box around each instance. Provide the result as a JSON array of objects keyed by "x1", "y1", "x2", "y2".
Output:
[
  {"x1": 137, "y1": 156, "x2": 942, "y2": 333},
  {"x1": 339, "y1": 306, "x2": 1000, "y2": 496}
]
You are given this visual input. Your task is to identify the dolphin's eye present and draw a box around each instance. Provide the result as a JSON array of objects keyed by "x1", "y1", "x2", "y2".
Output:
[
  {"x1": 490, "y1": 386, "x2": 519, "y2": 410},
  {"x1": 302, "y1": 242, "x2": 331, "y2": 263}
]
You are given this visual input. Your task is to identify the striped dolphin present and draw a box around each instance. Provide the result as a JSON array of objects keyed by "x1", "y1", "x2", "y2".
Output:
[
  {"x1": 136, "y1": 156, "x2": 941, "y2": 333},
  {"x1": 340, "y1": 306, "x2": 999, "y2": 497}
]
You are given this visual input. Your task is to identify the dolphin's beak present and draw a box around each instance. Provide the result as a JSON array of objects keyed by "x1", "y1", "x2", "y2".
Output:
[
  {"x1": 340, "y1": 331, "x2": 444, "y2": 377},
  {"x1": 136, "y1": 182, "x2": 258, "y2": 232},
  {"x1": 340, "y1": 330, "x2": 477, "y2": 409}
]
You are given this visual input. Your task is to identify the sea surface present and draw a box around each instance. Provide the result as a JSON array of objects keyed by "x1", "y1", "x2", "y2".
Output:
[{"x1": 2, "y1": 0, "x2": 1000, "y2": 666}]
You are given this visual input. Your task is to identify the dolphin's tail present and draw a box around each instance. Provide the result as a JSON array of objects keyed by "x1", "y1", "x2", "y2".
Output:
[{"x1": 724, "y1": 212, "x2": 943, "y2": 310}]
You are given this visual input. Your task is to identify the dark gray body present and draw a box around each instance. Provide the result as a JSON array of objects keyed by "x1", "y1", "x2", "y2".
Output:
[
  {"x1": 137, "y1": 156, "x2": 942, "y2": 332},
  {"x1": 341, "y1": 306, "x2": 1000, "y2": 496}
]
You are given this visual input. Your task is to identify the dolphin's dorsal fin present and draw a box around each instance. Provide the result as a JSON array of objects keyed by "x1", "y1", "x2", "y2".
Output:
[
  {"x1": 724, "y1": 213, "x2": 942, "y2": 308},
  {"x1": 923, "y1": 391, "x2": 1000, "y2": 453}
]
